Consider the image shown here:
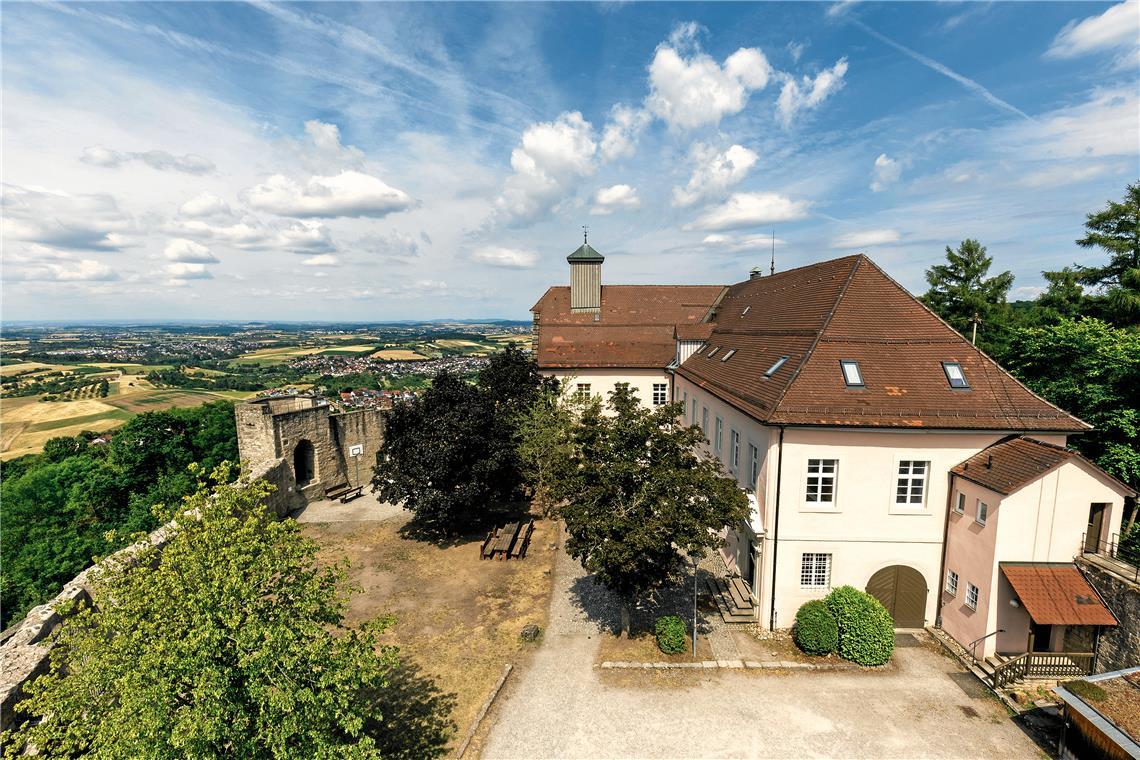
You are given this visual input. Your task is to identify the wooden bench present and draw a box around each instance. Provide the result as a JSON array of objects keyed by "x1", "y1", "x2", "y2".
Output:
[
  {"x1": 480, "y1": 520, "x2": 535, "y2": 561},
  {"x1": 326, "y1": 484, "x2": 364, "y2": 503}
]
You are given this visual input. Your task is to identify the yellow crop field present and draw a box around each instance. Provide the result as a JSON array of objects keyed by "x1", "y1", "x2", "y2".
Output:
[
  {"x1": 370, "y1": 349, "x2": 427, "y2": 360},
  {"x1": 433, "y1": 339, "x2": 483, "y2": 349},
  {"x1": 4, "y1": 398, "x2": 119, "y2": 424},
  {"x1": 0, "y1": 362, "x2": 69, "y2": 377}
]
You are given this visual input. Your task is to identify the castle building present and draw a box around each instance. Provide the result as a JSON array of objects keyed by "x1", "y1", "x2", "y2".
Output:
[{"x1": 532, "y1": 243, "x2": 1133, "y2": 664}]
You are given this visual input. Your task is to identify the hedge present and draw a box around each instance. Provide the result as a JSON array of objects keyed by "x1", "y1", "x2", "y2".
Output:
[
  {"x1": 793, "y1": 600, "x2": 838, "y2": 656},
  {"x1": 655, "y1": 615, "x2": 687, "y2": 654},
  {"x1": 825, "y1": 585, "x2": 895, "y2": 666}
]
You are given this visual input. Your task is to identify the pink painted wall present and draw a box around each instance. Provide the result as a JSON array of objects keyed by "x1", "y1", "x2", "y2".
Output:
[{"x1": 941, "y1": 476, "x2": 1001, "y2": 656}]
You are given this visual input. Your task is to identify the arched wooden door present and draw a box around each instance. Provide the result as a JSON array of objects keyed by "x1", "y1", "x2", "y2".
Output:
[{"x1": 866, "y1": 565, "x2": 927, "y2": 628}]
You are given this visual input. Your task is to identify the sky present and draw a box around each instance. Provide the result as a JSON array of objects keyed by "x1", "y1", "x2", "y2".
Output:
[{"x1": 2, "y1": 1, "x2": 1138, "y2": 322}]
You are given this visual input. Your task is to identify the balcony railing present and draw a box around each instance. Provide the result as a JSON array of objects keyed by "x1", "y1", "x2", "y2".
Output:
[
  {"x1": 1080, "y1": 531, "x2": 1140, "y2": 583},
  {"x1": 992, "y1": 652, "x2": 1095, "y2": 689}
]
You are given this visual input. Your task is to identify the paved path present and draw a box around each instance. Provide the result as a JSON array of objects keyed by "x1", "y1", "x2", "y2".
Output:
[
  {"x1": 293, "y1": 493, "x2": 403, "y2": 523},
  {"x1": 482, "y1": 542, "x2": 1042, "y2": 759}
]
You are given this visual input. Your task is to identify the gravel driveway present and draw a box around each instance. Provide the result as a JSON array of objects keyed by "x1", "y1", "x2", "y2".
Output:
[{"x1": 482, "y1": 538, "x2": 1043, "y2": 760}]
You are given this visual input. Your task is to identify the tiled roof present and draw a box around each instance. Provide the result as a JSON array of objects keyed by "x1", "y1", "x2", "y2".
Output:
[
  {"x1": 532, "y1": 285, "x2": 724, "y2": 369},
  {"x1": 1000, "y1": 563, "x2": 1117, "y2": 627},
  {"x1": 675, "y1": 323, "x2": 715, "y2": 341},
  {"x1": 677, "y1": 255, "x2": 1090, "y2": 432},
  {"x1": 951, "y1": 436, "x2": 1135, "y2": 496}
]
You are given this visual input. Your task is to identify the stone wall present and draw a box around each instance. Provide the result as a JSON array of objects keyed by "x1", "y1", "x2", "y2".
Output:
[
  {"x1": 0, "y1": 459, "x2": 302, "y2": 730},
  {"x1": 1077, "y1": 557, "x2": 1140, "y2": 672}
]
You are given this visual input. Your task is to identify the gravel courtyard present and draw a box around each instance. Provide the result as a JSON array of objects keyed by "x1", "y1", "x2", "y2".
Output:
[{"x1": 481, "y1": 536, "x2": 1044, "y2": 760}]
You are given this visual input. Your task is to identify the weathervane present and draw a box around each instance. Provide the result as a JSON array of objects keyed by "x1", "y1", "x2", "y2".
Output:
[{"x1": 582, "y1": 225, "x2": 589, "y2": 244}]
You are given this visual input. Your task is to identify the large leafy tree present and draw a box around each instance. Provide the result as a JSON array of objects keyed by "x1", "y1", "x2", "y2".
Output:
[
  {"x1": 1069, "y1": 182, "x2": 1140, "y2": 325},
  {"x1": 373, "y1": 372, "x2": 518, "y2": 537},
  {"x1": 476, "y1": 343, "x2": 556, "y2": 419},
  {"x1": 558, "y1": 384, "x2": 750, "y2": 636},
  {"x1": 923, "y1": 239, "x2": 1015, "y2": 353},
  {"x1": 1, "y1": 469, "x2": 444, "y2": 759},
  {"x1": 516, "y1": 380, "x2": 595, "y2": 512},
  {"x1": 1002, "y1": 318, "x2": 1140, "y2": 494}
]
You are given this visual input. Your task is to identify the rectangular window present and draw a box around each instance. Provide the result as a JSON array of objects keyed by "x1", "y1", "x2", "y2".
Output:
[
  {"x1": 691, "y1": 398, "x2": 697, "y2": 425},
  {"x1": 575, "y1": 383, "x2": 591, "y2": 400},
  {"x1": 701, "y1": 407, "x2": 708, "y2": 435},
  {"x1": 707, "y1": 347, "x2": 720, "y2": 359},
  {"x1": 976, "y1": 499, "x2": 988, "y2": 525},
  {"x1": 714, "y1": 417, "x2": 724, "y2": 454},
  {"x1": 954, "y1": 491, "x2": 965, "y2": 514},
  {"x1": 895, "y1": 460, "x2": 929, "y2": 506},
  {"x1": 801, "y1": 553, "x2": 832, "y2": 589},
  {"x1": 942, "y1": 361, "x2": 970, "y2": 389},
  {"x1": 652, "y1": 383, "x2": 667, "y2": 406},
  {"x1": 764, "y1": 355, "x2": 789, "y2": 377},
  {"x1": 966, "y1": 582, "x2": 979, "y2": 610},
  {"x1": 748, "y1": 443, "x2": 759, "y2": 490},
  {"x1": 731, "y1": 430, "x2": 740, "y2": 469},
  {"x1": 805, "y1": 459, "x2": 838, "y2": 504},
  {"x1": 946, "y1": 570, "x2": 959, "y2": 597},
  {"x1": 721, "y1": 349, "x2": 736, "y2": 361},
  {"x1": 840, "y1": 359, "x2": 864, "y2": 387}
]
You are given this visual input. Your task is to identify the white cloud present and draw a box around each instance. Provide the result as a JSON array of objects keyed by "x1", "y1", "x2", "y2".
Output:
[
  {"x1": 8, "y1": 258, "x2": 119, "y2": 282},
  {"x1": 831, "y1": 228, "x2": 901, "y2": 249},
  {"x1": 645, "y1": 23, "x2": 772, "y2": 131},
  {"x1": 80, "y1": 145, "x2": 215, "y2": 174},
  {"x1": 246, "y1": 170, "x2": 415, "y2": 218},
  {"x1": 301, "y1": 254, "x2": 340, "y2": 267},
  {"x1": 471, "y1": 245, "x2": 539, "y2": 268},
  {"x1": 591, "y1": 184, "x2": 641, "y2": 215},
  {"x1": 302, "y1": 119, "x2": 366, "y2": 166},
  {"x1": 696, "y1": 232, "x2": 785, "y2": 255},
  {"x1": 826, "y1": 1, "x2": 859, "y2": 19},
  {"x1": 1, "y1": 184, "x2": 131, "y2": 251},
  {"x1": 171, "y1": 217, "x2": 334, "y2": 253},
  {"x1": 869, "y1": 153, "x2": 901, "y2": 192},
  {"x1": 354, "y1": 230, "x2": 423, "y2": 261},
  {"x1": 688, "y1": 192, "x2": 811, "y2": 231},
  {"x1": 179, "y1": 192, "x2": 232, "y2": 218},
  {"x1": 599, "y1": 104, "x2": 651, "y2": 162},
  {"x1": 164, "y1": 262, "x2": 212, "y2": 279},
  {"x1": 995, "y1": 86, "x2": 1139, "y2": 159},
  {"x1": 1018, "y1": 163, "x2": 1111, "y2": 188},
  {"x1": 776, "y1": 57, "x2": 849, "y2": 126},
  {"x1": 163, "y1": 238, "x2": 219, "y2": 263},
  {"x1": 1045, "y1": 1, "x2": 1139, "y2": 59},
  {"x1": 787, "y1": 41, "x2": 807, "y2": 62},
  {"x1": 494, "y1": 111, "x2": 597, "y2": 224},
  {"x1": 672, "y1": 143, "x2": 759, "y2": 207}
]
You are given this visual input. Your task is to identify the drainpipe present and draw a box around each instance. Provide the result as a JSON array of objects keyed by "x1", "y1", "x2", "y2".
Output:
[
  {"x1": 768, "y1": 425, "x2": 785, "y2": 631},
  {"x1": 935, "y1": 472, "x2": 955, "y2": 628}
]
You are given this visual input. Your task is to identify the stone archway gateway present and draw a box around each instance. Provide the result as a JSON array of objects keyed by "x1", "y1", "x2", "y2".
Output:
[
  {"x1": 293, "y1": 439, "x2": 315, "y2": 485},
  {"x1": 866, "y1": 565, "x2": 927, "y2": 628}
]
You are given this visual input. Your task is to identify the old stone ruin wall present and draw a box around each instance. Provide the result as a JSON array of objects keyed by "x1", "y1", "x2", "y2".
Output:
[
  {"x1": 0, "y1": 458, "x2": 304, "y2": 732},
  {"x1": 1078, "y1": 557, "x2": 1140, "y2": 673},
  {"x1": 236, "y1": 396, "x2": 385, "y2": 503}
]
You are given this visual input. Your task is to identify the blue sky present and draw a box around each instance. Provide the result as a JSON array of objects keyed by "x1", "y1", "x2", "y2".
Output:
[{"x1": 2, "y1": 1, "x2": 1137, "y2": 321}]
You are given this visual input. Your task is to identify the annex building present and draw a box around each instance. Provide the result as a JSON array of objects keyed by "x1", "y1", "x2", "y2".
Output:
[{"x1": 532, "y1": 241, "x2": 1134, "y2": 665}]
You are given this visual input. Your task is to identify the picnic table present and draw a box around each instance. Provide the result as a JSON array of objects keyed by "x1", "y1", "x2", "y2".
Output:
[{"x1": 480, "y1": 520, "x2": 535, "y2": 560}]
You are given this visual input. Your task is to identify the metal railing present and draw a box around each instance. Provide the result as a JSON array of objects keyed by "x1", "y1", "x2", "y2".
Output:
[
  {"x1": 992, "y1": 652, "x2": 1095, "y2": 689},
  {"x1": 1080, "y1": 531, "x2": 1140, "y2": 582},
  {"x1": 967, "y1": 629, "x2": 1005, "y2": 665}
]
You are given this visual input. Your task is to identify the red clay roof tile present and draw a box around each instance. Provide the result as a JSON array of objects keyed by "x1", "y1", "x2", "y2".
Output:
[{"x1": 1000, "y1": 563, "x2": 1117, "y2": 627}]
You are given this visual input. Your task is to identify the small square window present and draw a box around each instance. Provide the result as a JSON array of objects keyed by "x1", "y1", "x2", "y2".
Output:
[
  {"x1": 721, "y1": 349, "x2": 736, "y2": 362},
  {"x1": 575, "y1": 383, "x2": 591, "y2": 400},
  {"x1": 946, "y1": 570, "x2": 959, "y2": 597},
  {"x1": 943, "y1": 361, "x2": 970, "y2": 389},
  {"x1": 976, "y1": 499, "x2": 988, "y2": 525},
  {"x1": 801, "y1": 553, "x2": 832, "y2": 589},
  {"x1": 954, "y1": 492, "x2": 965, "y2": 514},
  {"x1": 966, "y1": 582, "x2": 979, "y2": 610},
  {"x1": 764, "y1": 355, "x2": 789, "y2": 377},
  {"x1": 840, "y1": 359, "x2": 864, "y2": 387}
]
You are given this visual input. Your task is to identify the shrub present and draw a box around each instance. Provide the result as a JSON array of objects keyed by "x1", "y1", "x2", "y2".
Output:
[
  {"x1": 825, "y1": 585, "x2": 895, "y2": 666},
  {"x1": 793, "y1": 600, "x2": 838, "y2": 656},
  {"x1": 655, "y1": 615, "x2": 687, "y2": 654}
]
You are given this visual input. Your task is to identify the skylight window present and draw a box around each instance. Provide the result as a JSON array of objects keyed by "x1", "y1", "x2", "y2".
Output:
[
  {"x1": 707, "y1": 347, "x2": 720, "y2": 358},
  {"x1": 695, "y1": 344, "x2": 706, "y2": 354},
  {"x1": 840, "y1": 360, "x2": 864, "y2": 388},
  {"x1": 721, "y1": 349, "x2": 736, "y2": 362},
  {"x1": 942, "y1": 361, "x2": 970, "y2": 389},
  {"x1": 741, "y1": 306, "x2": 751, "y2": 317},
  {"x1": 764, "y1": 356, "x2": 789, "y2": 377}
]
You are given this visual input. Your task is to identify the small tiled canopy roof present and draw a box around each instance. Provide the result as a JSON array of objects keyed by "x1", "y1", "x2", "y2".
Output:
[
  {"x1": 1001, "y1": 563, "x2": 1117, "y2": 627},
  {"x1": 952, "y1": 436, "x2": 1136, "y2": 497}
]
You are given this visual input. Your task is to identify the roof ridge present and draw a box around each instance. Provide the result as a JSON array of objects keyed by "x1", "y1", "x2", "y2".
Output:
[
  {"x1": 766, "y1": 255, "x2": 864, "y2": 422},
  {"x1": 853, "y1": 256, "x2": 1090, "y2": 433}
]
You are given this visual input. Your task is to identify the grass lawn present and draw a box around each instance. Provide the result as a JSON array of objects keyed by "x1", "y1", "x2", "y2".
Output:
[{"x1": 302, "y1": 512, "x2": 556, "y2": 754}]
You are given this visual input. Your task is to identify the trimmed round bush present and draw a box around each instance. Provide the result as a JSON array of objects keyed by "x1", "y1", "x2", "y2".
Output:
[
  {"x1": 655, "y1": 615, "x2": 687, "y2": 654},
  {"x1": 824, "y1": 585, "x2": 895, "y2": 666},
  {"x1": 793, "y1": 600, "x2": 838, "y2": 656}
]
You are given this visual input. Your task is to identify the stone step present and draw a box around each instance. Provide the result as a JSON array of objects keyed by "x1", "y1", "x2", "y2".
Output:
[
  {"x1": 728, "y1": 577, "x2": 754, "y2": 609},
  {"x1": 713, "y1": 578, "x2": 753, "y2": 615},
  {"x1": 705, "y1": 578, "x2": 755, "y2": 623}
]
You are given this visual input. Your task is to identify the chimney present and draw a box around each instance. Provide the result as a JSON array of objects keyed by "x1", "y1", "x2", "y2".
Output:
[
  {"x1": 567, "y1": 230, "x2": 603, "y2": 313},
  {"x1": 986, "y1": 454, "x2": 993, "y2": 469},
  {"x1": 749, "y1": 267, "x2": 762, "y2": 280}
]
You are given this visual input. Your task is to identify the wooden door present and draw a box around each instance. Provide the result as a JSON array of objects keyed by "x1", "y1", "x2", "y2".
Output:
[
  {"x1": 1085, "y1": 503, "x2": 1107, "y2": 553},
  {"x1": 866, "y1": 565, "x2": 928, "y2": 628}
]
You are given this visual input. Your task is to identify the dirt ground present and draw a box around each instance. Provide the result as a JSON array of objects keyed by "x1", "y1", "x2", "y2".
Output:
[{"x1": 302, "y1": 510, "x2": 556, "y2": 753}]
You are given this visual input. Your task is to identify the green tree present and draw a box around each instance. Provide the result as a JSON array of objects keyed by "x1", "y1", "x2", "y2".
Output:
[
  {"x1": 558, "y1": 384, "x2": 750, "y2": 636},
  {"x1": 516, "y1": 380, "x2": 594, "y2": 512},
  {"x1": 923, "y1": 239, "x2": 1015, "y2": 353},
  {"x1": 477, "y1": 344, "x2": 557, "y2": 419},
  {"x1": 1036, "y1": 267, "x2": 1087, "y2": 321},
  {"x1": 2, "y1": 470, "x2": 441, "y2": 759},
  {"x1": 1002, "y1": 318, "x2": 1140, "y2": 492},
  {"x1": 373, "y1": 372, "x2": 518, "y2": 537}
]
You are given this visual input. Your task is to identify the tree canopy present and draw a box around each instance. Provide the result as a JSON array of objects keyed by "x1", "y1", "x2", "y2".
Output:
[
  {"x1": 922, "y1": 238, "x2": 1014, "y2": 354},
  {"x1": 1068, "y1": 181, "x2": 1140, "y2": 325}
]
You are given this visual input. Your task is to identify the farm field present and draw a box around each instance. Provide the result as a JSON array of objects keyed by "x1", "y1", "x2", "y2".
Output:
[{"x1": 370, "y1": 348, "x2": 429, "y2": 360}]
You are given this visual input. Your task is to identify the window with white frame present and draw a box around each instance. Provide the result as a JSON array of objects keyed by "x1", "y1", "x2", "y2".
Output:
[
  {"x1": 976, "y1": 499, "x2": 988, "y2": 525},
  {"x1": 575, "y1": 383, "x2": 591, "y2": 400},
  {"x1": 701, "y1": 407, "x2": 708, "y2": 435},
  {"x1": 749, "y1": 443, "x2": 760, "y2": 489},
  {"x1": 954, "y1": 491, "x2": 965, "y2": 514},
  {"x1": 895, "y1": 460, "x2": 929, "y2": 506},
  {"x1": 714, "y1": 417, "x2": 724, "y2": 454},
  {"x1": 805, "y1": 459, "x2": 838, "y2": 504},
  {"x1": 946, "y1": 570, "x2": 959, "y2": 596},
  {"x1": 801, "y1": 553, "x2": 832, "y2": 588},
  {"x1": 966, "y1": 582, "x2": 979, "y2": 610},
  {"x1": 691, "y1": 399, "x2": 697, "y2": 425},
  {"x1": 731, "y1": 430, "x2": 740, "y2": 470},
  {"x1": 652, "y1": 383, "x2": 667, "y2": 406},
  {"x1": 682, "y1": 390, "x2": 687, "y2": 409}
]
